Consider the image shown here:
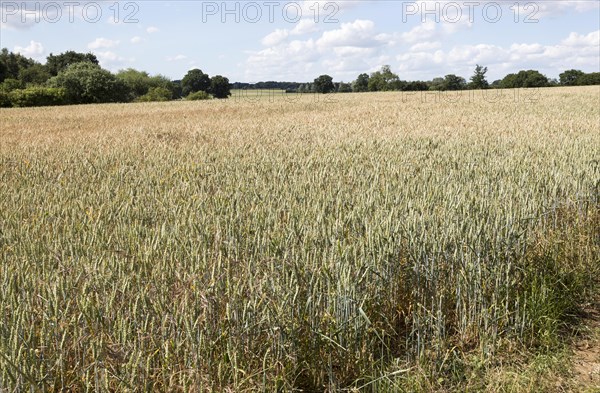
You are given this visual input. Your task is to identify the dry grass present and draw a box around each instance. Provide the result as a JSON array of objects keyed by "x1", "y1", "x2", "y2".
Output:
[{"x1": 1, "y1": 87, "x2": 599, "y2": 391}]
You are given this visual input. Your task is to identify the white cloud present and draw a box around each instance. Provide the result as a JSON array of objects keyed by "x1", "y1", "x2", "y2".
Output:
[
  {"x1": 401, "y1": 20, "x2": 437, "y2": 44},
  {"x1": 410, "y1": 41, "x2": 442, "y2": 52},
  {"x1": 291, "y1": 19, "x2": 320, "y2": 35},
  {"x1": 94, "y1": 51, "x2": 133, "y2": 70},
  {"x1": 509, "y1": 43, "x2": 545, "y2": 55},
  {"x1": 262, "y1": 29, "x2": 290, "y2": 46},
  {"x1": 13, "y1": 41, "x2": 44, "y2": 60},
  {"x1": 529, "y1": 1, "x2": 600, "y2": 18},
  {"x1": 333, "y1": 46, "x2": 376, "y2": 57},
  {"x1": 130, "y1": 36, "x2": 144, "y2": 44},
  {"x1": 395, "y1": 29, "x2": 600, "y2": 81},
  {"x1": 247, "y1": 18, "x2": 394, "y2": 81},
  {"x1": 561, "y1": 30, "x2": 600, "y2": 47},
  {"x1": 88, "y1": 38, "x2": 120, "y2": 50},
  {"x1": 316, "y1": 19, "x2": 382, "y2": 48},
  {"x1": 166, "y1": 55, "x2": 188, "y2": 62},
  {"x1": 146, "y1": 26, "x2": 159, "y2": 34}
]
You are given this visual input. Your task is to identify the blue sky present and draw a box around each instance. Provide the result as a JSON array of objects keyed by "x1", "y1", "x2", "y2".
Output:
[{"x1": 1, "y1": 1, "x2": 599, "y2": 82}]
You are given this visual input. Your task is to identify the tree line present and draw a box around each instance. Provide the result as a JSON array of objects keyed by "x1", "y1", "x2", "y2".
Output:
[
  {"x1": 0, "y1": 49, "x2": 231, "y2": 108},
  {"x1": 1, "y1": 48, "x2": 599, "y2": 107},
  {"x1": 305, "y1": 65, "x2": 600, "y2": 94}
]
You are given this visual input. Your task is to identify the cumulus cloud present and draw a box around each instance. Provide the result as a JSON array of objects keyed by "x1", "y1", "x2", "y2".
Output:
[
  {"x1": 130, "y1": 36, "x2": 144, "y2": 44},
  {"x1": 94, "y1": 51, "x2": 133, "y2": 70},
  {"x1": 410, "y1": 41, "x2": 442, "y2": 52},
  {"x1": 262, "y1": 29, "x2": 290, "y2": 46},
  {"x1": 401, "y1": 20, "x2": 437, "y2": 44},
  {"x1": 561, "y1": 30, "x2": 600, "y2": 47},
  {"x1": 260, "y1": 19, "x2": 320, "y2": 46},
  {"x1": 247, "y1": 19, "x2": 392, "y2": 81},
  {"x1": 14, "y1": 41, "x2": 44, "y2": 59},
  {"x1": 88, "y1": 38, "x2": 120, "y2": 49},
  {"x1": 316, "y1": 19, "x2": 383, "y2": 48},
  {"x1": 396, "y1": 29, "x2": 600, "y2": 80},
  {"x1": 291, "y1": 19, "x2": 320, "y2": 35},
  {"x1": 146, "y1": 26, "x2": 159, "y2": 33}
]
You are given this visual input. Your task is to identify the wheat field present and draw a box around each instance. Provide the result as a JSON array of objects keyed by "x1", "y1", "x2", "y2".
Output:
[{"x1": 1, "y1": 87, "x2": 599, "y2": 391}]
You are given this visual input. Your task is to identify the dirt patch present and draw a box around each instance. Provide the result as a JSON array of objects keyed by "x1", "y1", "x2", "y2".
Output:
[{"x1": 572, "y1": 303, "x2": 600, "y2": 390}]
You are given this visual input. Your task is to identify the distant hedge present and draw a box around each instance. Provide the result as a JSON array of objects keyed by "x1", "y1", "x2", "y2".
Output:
[
  {"x1": 2, "y1": 87, "x2": 67, "y2": 107},
  {"x1": 186, "y1": 91, "x2": 211, "y2": 101}
]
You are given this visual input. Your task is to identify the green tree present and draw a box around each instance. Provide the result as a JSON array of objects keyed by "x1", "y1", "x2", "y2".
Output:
[
  {"x1": 45, "y1": 51, "x2": 99, "y2": 76},
  {"x1": 117, "y1": 69, "x2": 175, "y2": 100},
  {"x1": 338, "y1": 82, "x2": 352, "y2": 93},
  {"x1": 314, "y1": 74, "x2": 335, "y2": 94},
  {"x1": 209, "y1": 75, "x2": 231, "y2": 99},
  {"x1": 187, "y1": 91, "x2": 211, "y2": 100},
  {"x1": 469, "y1": 64, "x2": 489, "y2": 89},
  {"x1": 368, "y1": 66, "x2": 400, "y2": 91},
  {"x1": 136, "y1": 87, "x2": 173, "y2": 102},
  {"x1": 353, "y1": 73, "x2": 369, "y2": 92},
  {"x1": 48, "y1": 62, "x2": 129, "y2": 104},
  {"x1": 0, "y1": 48, "x2": 37, "y2": 82},
  {"x1": 380, "y1": 65, "x2": 401, "y2": 90},
  {"x1": 559, "y1": 69, "x2": 585, "y2": 86},
  {"x1": 578, "y1": 72, "x2": 600, "y2": 85},
  {"x1": 501, "y1": 70, "x2": 548, "y2": 88},
  {"x1": 182, "y1": 69, "x2": 210, "y2": 96},
  {"x1": 443, "y1": 74, "x2": 467, "y2": 90},
  {"x1": 8, "y1": 87, "x2": 66, "y2": 107},
  {"x1": 429, "y1": 77, "x2": 446, "y2": 91},
  {"x1": 116, "y1": 68, "x2": 152, "y2": 98},
  {"x1": 171, "y1": 80, "x2": 183, "y2": 99},
  {"x1": 19, "y1": 64, "x2": 51, "y2": 85},
  {"x1": 368, "y1": 72, "x2": 386, "y2": 91},
  {"x1": 0, "y1": 78, "x2": 23, "y2": 92}
]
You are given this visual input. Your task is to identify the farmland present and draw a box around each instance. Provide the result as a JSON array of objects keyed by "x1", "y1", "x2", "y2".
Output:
[{"x1": 1, "y1": 87, "x2": 599, "y2": 391}]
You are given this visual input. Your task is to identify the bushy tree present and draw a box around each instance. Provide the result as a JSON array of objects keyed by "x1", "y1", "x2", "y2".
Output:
[
  {"x1": 0, "y1": 90, "x2": 11, "y2": 107},
  {"x1": 338, "y1": 82, "x2": 352, "y2": 93},
  {"x1": 136, "y1": 87, "x2": 173, "y2": 102},
  {"x1": 116, "y1": 68, "x2": 152, "y2": 98},
  {"x1": 117, "y1": 69, "x2": 175, "y2": 100},
  {"x1": 171, "y1": 80, "x2": 183, "y2": 99},
  {"x1": 368, "y1": 73, "x2": 385, "y2": 91},
  {"x1": 578, "y1": 72, "x2": 600, "y2": 85},
  {"x1": 353, "y1": 73, "x2": 369, "y2": 92},
  {"x1": 48, "y1": 62, "x2": 129, "y2": 104},
  {"x1": 429, "y1": 77, "x2": 446, "y2": 91},
  {"x1": 469, "y1": 64, "x2": 489, "y2": 89},
  {"x1": 46, "y1": 51, "x2": 98, "y2": 76},
  {"x1": 490, "y1": 79, "x2": 502, "y2": 88},
  {"x1": 368, "y1": 66, "x2": 400, "y2": 91},
  {"x1": 182, "y1": 69, "x2": 210, "y2": 96},
  {"x1": 8, "y1": 87, "x2": 66, "y2": 107},
  {"x1": 314, "y1": 74, "x2": 335, "y2": 94},
  {"x1": 559, "y1": 69, "x2": 585, "y2": 86},
  {"x1": 404, "y1": 81, "x2": 428, "y2": 91},
  {"x1": 0, "y1": 48, "x2": 37, "y2": 82},
  {"x1": 209, "y1": 75, "x2": 231, "y2": 99},
  {"x1": 186, "y1": 91, "x2": 211, "y2": 100},
  {"x1": 501, "y1": 70, "x2": 548, "y2": 88},
  {"x1": 443, "y1": 74, "x2": 467, "y2": 90},
  {"x1": 19, "y1": 64, "x2": 50, "y2": 85},
  {"x1": 0, "y1": 78, "x2": 23, "y2": 92}
]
